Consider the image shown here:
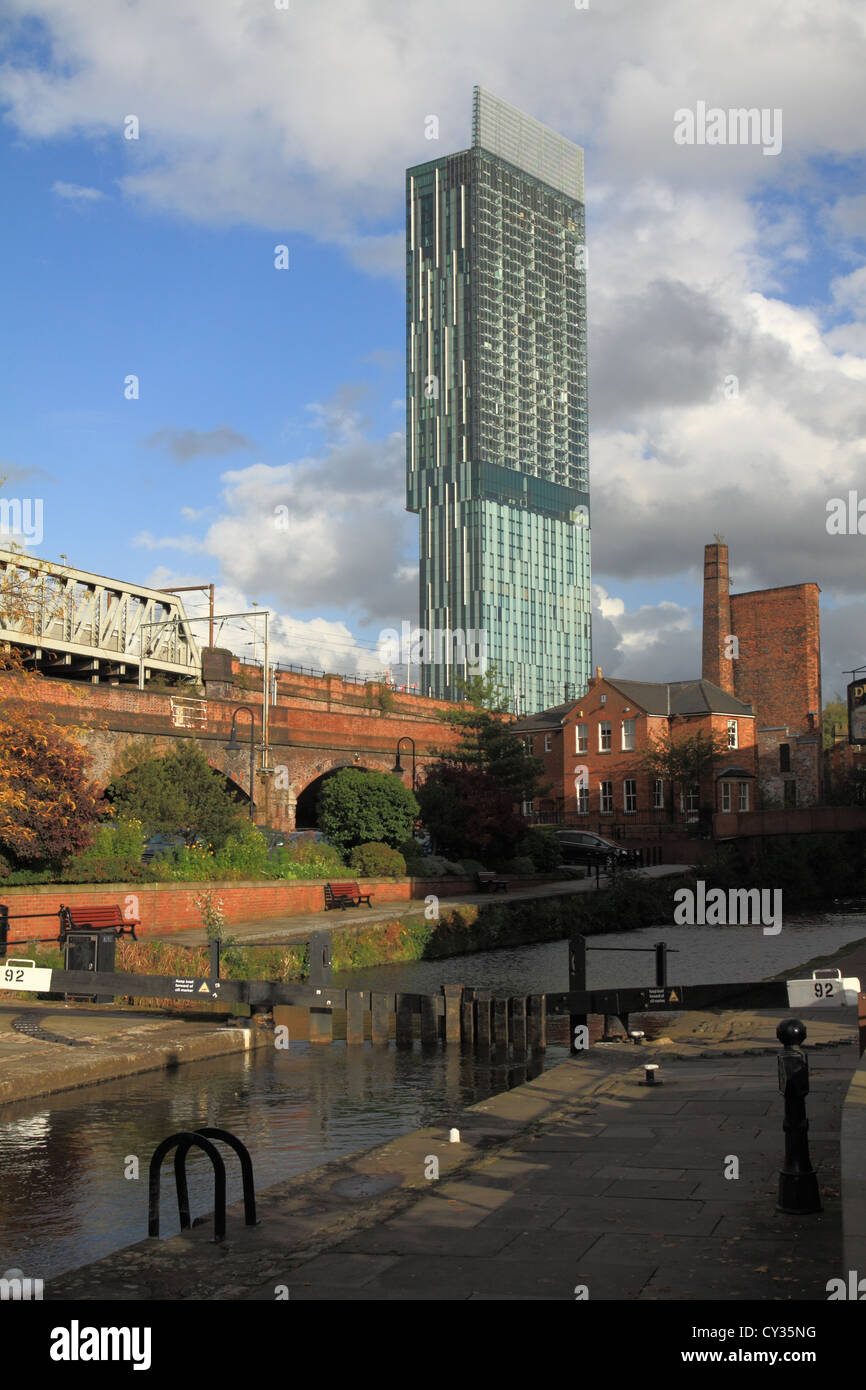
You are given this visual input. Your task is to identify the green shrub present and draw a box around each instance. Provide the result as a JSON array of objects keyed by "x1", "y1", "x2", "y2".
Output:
[
  {"x1": 417, "y1": 854, "x2": 465, "y2": 876},
  {"x1": 405, "y1": 857, "x2": 436, "y2": 878},
  {"x1": 318, "y1": 768, "x2": 419, "y2": 852},
  {"x1": 459, "y1": 858, "x2": 486, "y2": 874},
  {"x1": 63, "y1": 816, "x2": 146, "y2": 882},
  {"x1": 521, "y1": 826, "x2": 561, "y2": 871},
  {"x1": 502, "y1": 856, "x2": 535, "y2": 876},
  {"x1": 270, "y1": 840, "x2": 346, "y2": 879},
  {"x1": 211, "y1": 821, "x2": 269, "y2": 879},
  {"x1": 348, "y1": 842, "x2": 407, "y2": 879}
]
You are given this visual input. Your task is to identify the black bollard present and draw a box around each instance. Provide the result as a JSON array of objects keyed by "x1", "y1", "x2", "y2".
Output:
[
  {"x1": 654, "y1": 941, "x2": 668, "y2": 987},
  {"x1": 569, "y1": 935, "x2": 587, "y2": 1054},
  {"x1": 776, "y1": 1019, "x2": 822, "y2": 1215}
]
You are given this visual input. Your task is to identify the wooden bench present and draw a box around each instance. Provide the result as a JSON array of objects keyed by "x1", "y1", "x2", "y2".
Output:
[
  {"x1": 324, "y1": 881, "x2": 374, "y2": 911},
  {"x1": 59, "y1": 904, "x2": 139, "y2": 942},
  {"x1": 475, "y1": 871, "x2": 508, "y2": 894}
]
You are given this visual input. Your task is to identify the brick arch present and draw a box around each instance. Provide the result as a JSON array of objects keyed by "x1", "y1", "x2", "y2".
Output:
[{"x1": 293, "y1": 761, "x2": 387, "y2": 831}]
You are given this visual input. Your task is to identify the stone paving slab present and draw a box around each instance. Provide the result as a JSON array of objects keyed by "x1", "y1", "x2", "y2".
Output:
[{"x1": 43, "y1": 998, "x2": 859, "y2": 1302}]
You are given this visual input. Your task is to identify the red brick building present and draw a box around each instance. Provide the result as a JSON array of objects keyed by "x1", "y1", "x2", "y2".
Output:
[
  {"x1": 701, "y1": 541, "x2": 823, "y2": 807},
  {"x1": 514, "y1": 669, "x2": 757, "y2": 829}
]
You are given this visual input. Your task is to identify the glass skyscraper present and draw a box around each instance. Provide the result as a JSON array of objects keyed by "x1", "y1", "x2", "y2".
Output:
[{"x1": 406, "y1": 87, "x2": 591, "y2": 713}]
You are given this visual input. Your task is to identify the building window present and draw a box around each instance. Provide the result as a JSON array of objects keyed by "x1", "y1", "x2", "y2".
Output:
[
  {"x1": 779, "y1": 743, "x2": 791, "y2": 773},
  {"x1": 599, "y1": 721, "x2": 611, "y2": 752},
  {"x1": 621, "y1": 718, "x2": 635, "y2": 751},
  {"x1": 721, "y1": 782, "x2": 732, "y2": 813},
  {"x1": 544, "y1": 734, "x2": 552, "y2": 753},
  {"x1": 575, "y1": 722, "x2": 588, "y2": 753},
  {"x1": 738, "y1": 782, "x2": 750, "y2": 812},
  {"x1": 784, "y1": 780, "x2": 796, "y2": 808},
  {"x1": 623, "y1": 779, "x2": 637, "y2": 813},
  {"x1": 653, "y1": 779, "x2": 664, "y2": 810},
  {"x1": 600, "y1": 693, "x2": 607, "y2": 705},
  {"x1": 727, "y1": 719, "x2": 738, "y2": 749},
  {"x1": 684, "y1": 783, "x2": 700, "y2": 822},
  {"x1": 577, "y1": 786, "x2": 589, "y2": 815},
  {"x1": 600, "y1": 780, "x2": 613, "y2": 814}
]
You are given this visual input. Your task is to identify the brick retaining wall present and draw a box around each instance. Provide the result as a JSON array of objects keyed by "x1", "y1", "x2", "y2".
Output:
[{"x1": 0, "y1": 877, "x2": 483, "y2": 940}]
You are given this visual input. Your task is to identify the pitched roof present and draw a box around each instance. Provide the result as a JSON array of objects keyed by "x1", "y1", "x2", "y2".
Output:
[
  {"x1": 511, "y1": 701, "x2": 576, "y2": 734},
  {"x1": 606, "y1": 678, "x2": 754, "y2": 717}
]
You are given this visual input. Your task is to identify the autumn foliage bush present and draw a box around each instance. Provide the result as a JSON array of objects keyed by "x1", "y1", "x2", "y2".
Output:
[{"x1": 0, "y1": 685, "x2": 104, "y2": 876}]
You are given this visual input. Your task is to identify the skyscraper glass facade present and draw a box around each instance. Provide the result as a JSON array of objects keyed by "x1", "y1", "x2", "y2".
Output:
[{"x1": 406, "y1": 88, "x2": 591, "y2": 712}]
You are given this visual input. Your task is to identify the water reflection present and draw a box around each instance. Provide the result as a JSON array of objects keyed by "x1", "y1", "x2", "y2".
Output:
[
  {"x1": 0, "y1": 1038, "x2": 562, "y2": 1282},
  {"x1": 334, "y1": 915, "x2": 866, "y2": 996}
]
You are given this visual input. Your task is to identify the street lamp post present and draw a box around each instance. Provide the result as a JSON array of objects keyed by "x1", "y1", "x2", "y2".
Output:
[
  {"x1": 227, "y1": 705, "x2": 256, "y2": 821},
  {"x1": 391, "y1": 736, "x2": 417, "y2": 790}
]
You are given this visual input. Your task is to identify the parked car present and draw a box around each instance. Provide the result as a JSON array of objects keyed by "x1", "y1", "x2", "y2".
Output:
[
  {"x1": 553, "y1": 830, "x2": 630, "y2": 871},
  {"x1": 141, "y1": 832, "x2": 187, "y2": 863}
]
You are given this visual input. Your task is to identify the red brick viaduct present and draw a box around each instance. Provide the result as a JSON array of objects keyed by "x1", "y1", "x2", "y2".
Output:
[{"x1": 2, "y1": 662, "x2": 465, "y2": 831}]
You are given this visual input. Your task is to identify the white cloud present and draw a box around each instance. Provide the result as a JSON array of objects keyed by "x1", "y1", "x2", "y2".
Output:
[
  {"x1": 4, "y1": 0, "x2": 865, "y2": 701},
  {"x1": 51, "y1": 179, "x2": 105, "y2": 201}
]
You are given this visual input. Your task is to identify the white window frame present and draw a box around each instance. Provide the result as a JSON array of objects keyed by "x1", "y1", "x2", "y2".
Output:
[
  {"x1": 738, "y1": 781, "x2": 749, "y2": 812},
  {"x1": 544, "y1": 733, "x2": 552, "y2": 753},
  {"x1": 623, "y1": 778, "x2": 637, "y2": 814},
  {"x1": 599, "y1": 780, "x2": 613, "y2": 814},
  {"x1": 576, "y1": 786, "x2": 589, "y2": 815},
  {"x1": 653, "y1": 778, "x2": 664, "y2": 811},
  {"x1": 727, "y1": 719, "x2": 738, "y2": 749},
  {"x1": 721, "y1": 782, "x2": 732, "y2": 813},
  {"x1": 621, "y1": 718, "x2": 635, "y2": 751},
  {"x1": 575, "y1": 723, "x2": 588, "y2": 753},
  {"x1": 599, "y1": 721, "x2": 612, "y2": 752}
]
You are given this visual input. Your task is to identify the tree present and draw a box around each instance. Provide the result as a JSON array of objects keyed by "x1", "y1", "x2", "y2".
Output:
[
  {"x1": 0, "y1": 695, "x2": 104, "y2": 872},
  {"x1": 316, "y1": 769, "x2": 419, "y2": 853},
  {"x1": 416, "y1": 762, "x2": 525, "y2": 863},
  {"x1": 105, "y1": 741, "x2": 246, "y2": 849},
  {"x1": 823, "y1": 695, "x2": 848, "y2": 751},
  {"x1": 639, "y1": 726, "x2": 731, "y2": 822},
  {"x1": 435, "y1": 666, "x2": 547, "y2": 803}
]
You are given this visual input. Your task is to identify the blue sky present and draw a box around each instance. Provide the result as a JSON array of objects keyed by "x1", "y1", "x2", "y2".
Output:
[{"x1": 1, "y1": 0, "x2": 865, "y2": 698}]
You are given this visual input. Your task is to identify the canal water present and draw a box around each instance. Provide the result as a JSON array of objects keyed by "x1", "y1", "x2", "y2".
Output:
[
  {"x1": 1, "y1": 914, "x2": 863, "y2": 1283},
  {"x1": 333, "y1": 914, "x2": 866, "y2": 994}
]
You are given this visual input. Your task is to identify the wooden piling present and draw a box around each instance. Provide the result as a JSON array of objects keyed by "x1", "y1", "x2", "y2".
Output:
[
  {"x1": 272, "y1": 1003, "x2": 309, "y2": 1043},
  {"x1": 475, "y1": 993, "x2": 492, "y2": 1049},
  {"x1": 527, "y1": 994, "x2": 547, "y2": 1050},
  {"x1": 492, "y1": 996, "x2": 509, "y2": 1051},
  {"x1": 442, "y1": 985, "x2": 463, "y2": 1044},
  {"x1": 460, "y1": 987, "x2": 476, "y2": 1046},
  {"x1": 371, "y1": 993, "x2": 392, "y2": 1044},
  {"x1": 346, "y1": 991, "x2": 365, "y2": 1045},
  {"x1": 396, "y1": 993, "x2": 415, "y2": 1047},
  {"x1": 510, "y1": 997, "x2": 527, "y2": 1054},
  {"x1": 309, "y1": 1007, "x2": 332, "y2": 1043}
]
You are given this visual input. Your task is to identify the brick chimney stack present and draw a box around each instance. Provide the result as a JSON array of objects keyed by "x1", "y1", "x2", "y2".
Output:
[{"x1": 702, "y1": 541, "x2": 734, "y2": 694}]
